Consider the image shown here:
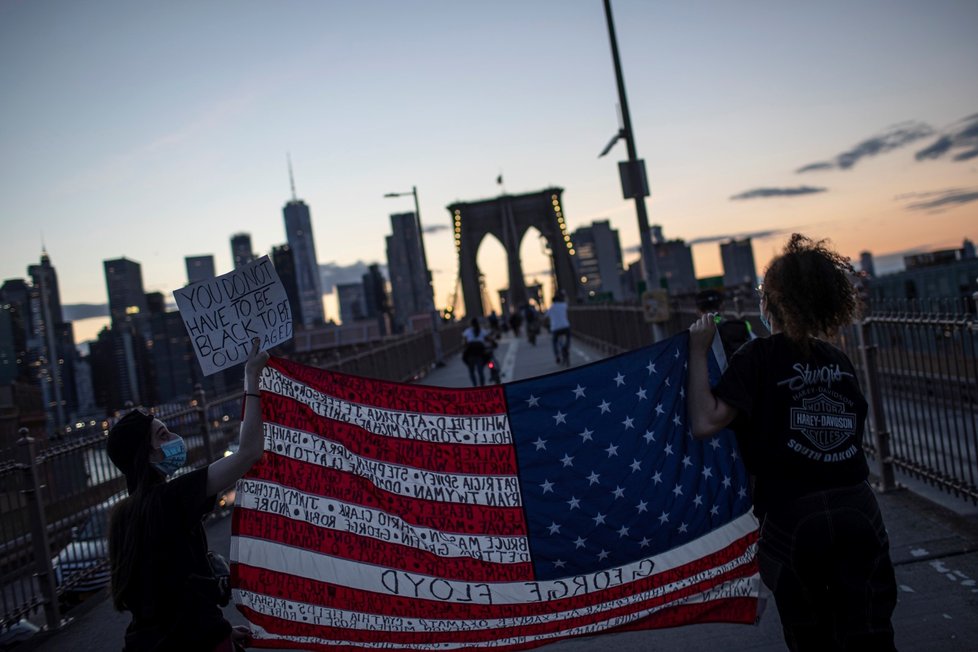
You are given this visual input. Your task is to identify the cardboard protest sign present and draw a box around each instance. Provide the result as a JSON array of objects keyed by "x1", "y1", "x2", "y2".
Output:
[{"x1": 174, "y1": 256, "x2": 293, "y2": 376}]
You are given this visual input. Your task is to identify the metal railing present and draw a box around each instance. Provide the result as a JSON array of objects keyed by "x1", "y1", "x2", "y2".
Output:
[
  {"x1": 0, "y1": 388, "x2": 244, "y2": 635},
  {"x1": 294, "y1": 321, "x2": 466, "y2": 382},
  {"x1": 570, "y1": 298, "x2": 978, "y2": 504},
  {"x1": 843, "y1": 300, "x2": 977, "y2": 502}
]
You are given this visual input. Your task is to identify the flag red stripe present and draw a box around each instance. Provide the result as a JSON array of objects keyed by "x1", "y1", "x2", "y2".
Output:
[
  {"x1": 609, "y1": 596, "x2": 757, "y2": 633},
  {"x1": 246, "y1": 596, "x2": 754, "y2": 652},
  {"x1": 244, "y1": 454, "x2": 528, "y2": 536},
  {"x1": 261, "y1": 392, "x2": 518, "y2": 475},
  {"x1": 268, "y1": 357, "x2": 507, "y2": 415},
  {"x1": 232, "y1": 529, "x2": 757, "y2": 620},
  {"x1": 237, "y1": 569, "x2": 756, "y2": 645},
  {"x1": 236, "y1": 508, "x2": 533, "y2": 582}
]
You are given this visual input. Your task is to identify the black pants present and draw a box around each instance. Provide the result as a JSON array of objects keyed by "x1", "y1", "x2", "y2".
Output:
[{"x1": 757, "y1": 482, "x2": 897, "y2": 651}]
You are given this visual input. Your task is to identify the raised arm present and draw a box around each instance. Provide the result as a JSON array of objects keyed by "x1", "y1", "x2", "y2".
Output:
[
  {"x1": 687, "y1": 314, "x2": 737, "y2": 439},
  {"x1": 206, "y1": 338, "x2": 269, "y2": 496}
]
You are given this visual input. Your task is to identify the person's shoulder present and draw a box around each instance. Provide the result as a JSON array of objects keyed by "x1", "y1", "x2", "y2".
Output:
[
  {"x1": 737, "y1": 333, "x2": 770, "y2": 354},
  {"x1": 164, "y1": 466, "x2": 208, "y2": 497},
  {"x1": 811, "y1": 338, "x2": 854, "y2": 365}
]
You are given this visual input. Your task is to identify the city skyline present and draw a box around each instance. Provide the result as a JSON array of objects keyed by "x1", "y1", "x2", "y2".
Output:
[{"x1": 2, "y1": 1, "x2": 976, "y2": 342}]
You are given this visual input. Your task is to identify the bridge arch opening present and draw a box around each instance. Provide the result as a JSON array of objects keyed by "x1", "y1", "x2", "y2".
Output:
[
  {"x1": 518, "y1": 225, "x2": 554, "y2": 311},
  {"x1": 475, "y1": 233, "x2": 507, "y2": 317}
]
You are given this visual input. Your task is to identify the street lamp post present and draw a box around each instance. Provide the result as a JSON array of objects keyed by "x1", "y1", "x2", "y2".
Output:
[
  {"x1": 383, "y1": 186, "x2": 445, "y2": 366},
  {"x1": 601, "y1": 0, "x2": 665, "y2": 342}
]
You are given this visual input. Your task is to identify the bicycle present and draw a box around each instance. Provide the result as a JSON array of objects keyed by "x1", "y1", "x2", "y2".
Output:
[{"x1": 553, "y1": 328, "x2": 571, "y2": 367}]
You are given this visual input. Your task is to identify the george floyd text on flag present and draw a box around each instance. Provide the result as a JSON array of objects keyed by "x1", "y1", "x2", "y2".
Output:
[
  {"x1": 173, "y1": 256, "x2": 292, "y2": 376},
  {"x1": 231, "y1": 333, "x2": 760, "y2": 651}
]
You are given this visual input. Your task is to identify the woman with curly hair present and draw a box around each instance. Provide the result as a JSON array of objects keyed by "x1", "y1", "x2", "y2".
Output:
[{"x1": 687, "y1": 234, "x2": 897, "y2": 651}]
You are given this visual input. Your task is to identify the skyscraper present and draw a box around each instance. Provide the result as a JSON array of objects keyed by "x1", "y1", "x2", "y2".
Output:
[
  {"x1": 0, "y1": 305, "x2": 16, "y2": 385},
  {"x1": 336, "y1": 283, "x2": 367, "y2": 324},
  {"x1": 0, "y1": 278, "x2": 33, "y2": 383},
  {"x1": 28, "y1": 250, "x2": 77, "y2": 428},
  {"x1": 271, "y1": 244, "x2": 301, "y2": 328},
  {"x1": 102, "y1": 257, "x2": 153, "y2": 407},
  {"x1": 648, "y1": 226, "x2": 697, "y2": 295},
  {"x1": 362, "y1": 263, "x2": 391, "y2": 336},
  {"x1": 859, "y1": 251, "x2": 876, "y2": 278},
  {"x1": 572, "y1": 220, "x2": 625, "y2": 300},
  {"x1": 230, "y1": 234, "x2": 255, "y2": 270},
  {"x1": 385, "y1": 212, "x2": 429, "y2": 332},
  {"x1": 28, "y1": 249, "x2": 63, "y2": 328},
  {"x1": 185, "y1": 255, "x2": 216, "y2": 284},
  {"x1": 282, "y1": 164, "x2": 325, "y2": 327},
  {"x1": 104, "y1": 258, "x2": 149, "y2": 332},
  {"x1": 720, "y1": 238, "x2": 758, "y2": 289}
]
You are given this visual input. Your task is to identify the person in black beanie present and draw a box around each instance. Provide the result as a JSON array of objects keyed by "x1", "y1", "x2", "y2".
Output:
[{"x1": 107, "y1": 338, "x2": 268, "y2": 652}]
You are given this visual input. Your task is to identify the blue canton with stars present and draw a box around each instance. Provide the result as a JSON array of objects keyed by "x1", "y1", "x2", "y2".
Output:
[{"x1": 504, "y1": 332, "x2": 751, "y2": 580}]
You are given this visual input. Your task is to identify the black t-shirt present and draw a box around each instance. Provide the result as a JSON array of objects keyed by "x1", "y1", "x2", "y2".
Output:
[
  {"x1": 717, "y1": 319, "x2": 752, "y2": 361},
  {"x1": 123, "y1": 467, "x2": 230, "y2": 651},
  {"x1": 713, "y1": 334, "x2": 869, "y2": 517}
]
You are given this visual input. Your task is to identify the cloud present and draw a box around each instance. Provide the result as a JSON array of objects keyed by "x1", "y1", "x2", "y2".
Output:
[
  {"x1": 898, "y1": 187, "x2": 978, "y2": 212},
  {"x1": 62, "y1": 303, "x2": 109, "y2": 322},
  {"x1": 795, "y1": 162, "x2": 835, "y2": 173},
  {"x1": 915, "y1": 113, "x2": 978, "y2": 162},
  {"x1": 423, "y1": 224, "x2": 450, "y2": 234},
  {"x1": 686, "y1": 229, "x2": 788, "y2": 245},
  {"x1": 319, "y1": 260, "x2": 385, "y2": 294},
  {"x1": 796, "y1": 121, "x2": 935, "y2": 172},
  {"x1": 729, "y1": 186, "x2": 827, "y2": 200}
]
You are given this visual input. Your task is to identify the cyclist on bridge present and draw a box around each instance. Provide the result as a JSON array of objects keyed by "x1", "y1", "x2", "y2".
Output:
[{"x1": 545, "y1": 290, "x2": 571, "y2": 365}]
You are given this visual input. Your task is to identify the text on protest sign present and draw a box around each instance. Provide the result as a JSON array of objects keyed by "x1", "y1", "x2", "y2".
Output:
[{"x1": 173, "y1": 255, "x2": 293, "y2": 375}]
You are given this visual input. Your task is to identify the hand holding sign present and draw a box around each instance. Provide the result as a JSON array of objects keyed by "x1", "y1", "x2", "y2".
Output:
[{"x1": 174, "y1": 256, "x2": 293, "y2": 375}]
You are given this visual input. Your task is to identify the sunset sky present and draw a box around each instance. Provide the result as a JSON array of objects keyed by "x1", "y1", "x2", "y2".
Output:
[{"x1": 1, "y1": 0, "x2": 976, "y2": 343}]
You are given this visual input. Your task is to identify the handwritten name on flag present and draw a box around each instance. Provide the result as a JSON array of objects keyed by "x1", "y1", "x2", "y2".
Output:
[{"x1": 231, "y1": 332, "x2": 760, "y2": 651}]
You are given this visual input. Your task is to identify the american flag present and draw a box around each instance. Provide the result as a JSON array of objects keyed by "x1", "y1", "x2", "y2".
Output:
[{"x1": 231, "y1": 332, "x2": 760, "y2": 651}]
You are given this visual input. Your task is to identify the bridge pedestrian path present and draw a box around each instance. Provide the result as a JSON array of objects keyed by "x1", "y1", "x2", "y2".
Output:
[
  {"x1": 21, "y1": 333, "x2": 978, "y2": 651},
  {"x1": 420, "y1": 329, "x2": 605, "y2": 387}
]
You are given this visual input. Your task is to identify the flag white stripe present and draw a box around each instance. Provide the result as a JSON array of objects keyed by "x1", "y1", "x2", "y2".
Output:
[
  {"x1": 232, "y1": 512, "x2": 758, "y2": 604},
  {"x1": 243, "y1": 577, "x2": 759, "y2": 650},
  {"x1": 262, "y1": 367, "x2": 512, "y2": 444},
  {"x1": 235, "y1": 555, "x2": 757, "y2": 633},
  {"x1": 237, "y1": 478, "x2": 530, "y2": 563},
  {"x1": 262, "y1": 426, "x2": 523, "y2": 507}
]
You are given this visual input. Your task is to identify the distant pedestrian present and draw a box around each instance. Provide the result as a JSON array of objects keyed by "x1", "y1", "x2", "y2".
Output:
[
  {"x1": 461, "y1": 318, "x2": 488, "y2": 387},
  {"x1": 508, "y1": 309, "x2": 523, "y2": 336},
  {"x1": 546, "y1": 291, "x2": 571, "y2": 364},
  {"x1": 107, "y1": 338, "x2": 268, "y2": 651},
  {"x1": 523, "y1": 303, "x2": 540, "y2": 345},
  {"x1": 687, "y1": 234, "x2": 897, "y2": 651}
]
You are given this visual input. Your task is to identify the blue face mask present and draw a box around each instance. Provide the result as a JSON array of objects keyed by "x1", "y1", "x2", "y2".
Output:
[
  {"x1": 759, "y1": 298, "x2": 772, "y2": 333},
  {"x1": 152, "y1": 436, "x2": 187, "y2": 476}
]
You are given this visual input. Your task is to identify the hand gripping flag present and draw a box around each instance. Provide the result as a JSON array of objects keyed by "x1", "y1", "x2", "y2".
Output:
[{"x1": 231, "y1": 332, "x2": 760, "y2": 651}]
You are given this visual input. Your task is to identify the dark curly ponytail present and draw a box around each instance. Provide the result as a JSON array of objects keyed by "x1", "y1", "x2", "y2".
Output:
[{"x1": 762, "y1": 234, "x2": 858, "y2": 347}]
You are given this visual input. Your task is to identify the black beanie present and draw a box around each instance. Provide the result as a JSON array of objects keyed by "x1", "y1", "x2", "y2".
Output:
[{"x1": 107, "y1": 410, "x2": 154, "y2": 493}]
